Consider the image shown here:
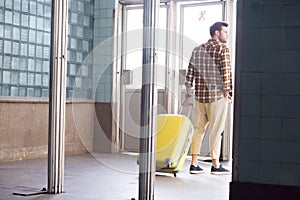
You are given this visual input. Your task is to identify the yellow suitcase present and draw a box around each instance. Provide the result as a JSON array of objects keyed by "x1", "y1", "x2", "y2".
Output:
[{"x1": 155, "y1": 113, "x2": 194, "y2": 176}]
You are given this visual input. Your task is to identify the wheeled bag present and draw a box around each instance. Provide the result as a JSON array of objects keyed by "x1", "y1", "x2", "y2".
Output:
[{"x1": 155, "y1": 106, "x2": 194, "y2": 177}]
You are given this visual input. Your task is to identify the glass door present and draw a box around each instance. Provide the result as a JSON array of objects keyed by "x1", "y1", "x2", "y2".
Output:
[
  {"x1": 120, "y1": 5, "x2": 168, "y2": 152},
  {"x1": 177, "y1": 1, "x2": 226, "y2": 157},
  {"x1": 178, "y1": 1, "x2": 225, "y2": 73}
]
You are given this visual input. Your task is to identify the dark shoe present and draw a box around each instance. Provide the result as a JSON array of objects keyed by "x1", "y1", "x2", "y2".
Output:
[
  {"x1": 189, "y1": 165, "x2": 204, "y2": 174},
  {"x1": 211, "y1": 164, "x2": 231, "y2": 175}
]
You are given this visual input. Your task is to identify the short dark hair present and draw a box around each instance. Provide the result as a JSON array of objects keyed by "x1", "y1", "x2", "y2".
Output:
[{"x1": 209, "y1": 22, "x2": 228, "y2": 37}]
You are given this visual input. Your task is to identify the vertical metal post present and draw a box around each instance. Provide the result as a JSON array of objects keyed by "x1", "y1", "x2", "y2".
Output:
[
  {"x1": 166, "y1": 0, "x2": 176, "y2": 114},
  {"x1": 48, "y1": 0, "x2": 68, "y2": 194},
  {"x1": 139, "y1": 0, "x2": 159, "y2": 200}
]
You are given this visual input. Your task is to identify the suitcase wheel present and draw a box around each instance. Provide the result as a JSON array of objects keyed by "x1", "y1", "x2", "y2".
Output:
[
  {"x1": 165, "y1": 158, "x2": 172, "y2": 168},
  {"x1": 173, "y1": 172, "x2": 177, "y2": 177}
]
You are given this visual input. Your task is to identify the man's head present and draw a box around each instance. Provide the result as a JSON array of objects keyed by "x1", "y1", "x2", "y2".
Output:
[{"x1": 209, "y1": 21, "x2": 229, "y2": 43}]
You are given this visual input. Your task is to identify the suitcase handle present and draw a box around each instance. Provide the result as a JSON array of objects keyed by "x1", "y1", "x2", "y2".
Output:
[{"x1": 179, "y1": 96, "x2": 194, "y2": 118}]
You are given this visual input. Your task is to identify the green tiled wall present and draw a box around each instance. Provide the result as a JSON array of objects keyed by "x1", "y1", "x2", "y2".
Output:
[
  {"x1": 237, "y1": 0, "x2": 300, "y2": 187},
  {"x1": 92, "y1": 0, "x2": 115, "y2": 103}
]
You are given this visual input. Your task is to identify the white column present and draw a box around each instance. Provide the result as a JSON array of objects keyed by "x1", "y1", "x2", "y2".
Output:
[
  {"x1": 47, "y1": 0, "x2": 68, "y2": 194},
  {"x1": 222, "y1": 0, "x2": 237, "y2": 161},
  {"x1": 166, "y1": 0, "x2": 177, "y2": 114}
]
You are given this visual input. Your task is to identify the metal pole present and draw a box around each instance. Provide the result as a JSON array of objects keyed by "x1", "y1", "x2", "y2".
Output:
[
  {"x1": 166, "y1": 0, "x2": 176, "y2": 114},
  {"x1": 48, "y1": 0, "x2": 68, "y2": 194},
  {"x1": 139, "y1": 0, "x2": 159, "y2": 199}
]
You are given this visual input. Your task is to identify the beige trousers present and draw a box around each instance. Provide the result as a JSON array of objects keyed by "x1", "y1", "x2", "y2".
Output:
[{"x1": 191, "y1": 97, "x2": 228, "y2": 159}]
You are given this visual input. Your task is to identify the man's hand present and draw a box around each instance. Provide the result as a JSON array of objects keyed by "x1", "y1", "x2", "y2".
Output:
[
  {"x1": 183, "y1": 94, "x2": 192, "y2": 106},
  {"x1": 225, "y1": 91, "x2": 232, "y2": 103}
]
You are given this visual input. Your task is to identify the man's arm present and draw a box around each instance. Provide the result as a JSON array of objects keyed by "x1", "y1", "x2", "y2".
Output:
[
  {"x1": 183, "y1": 61, "x2": 194, "y2": 105},
  {"x1": 220, "y1": 46, "x2": 232, "y2": 99},
  {"x1": 185, "y1": 61, "x2": 194, "y2": 96}
]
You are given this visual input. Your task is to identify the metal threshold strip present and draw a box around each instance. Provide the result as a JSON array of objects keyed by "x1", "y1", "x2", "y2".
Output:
[{"x1": 119, "y1": 0, "x2": 225, "y2": 5}]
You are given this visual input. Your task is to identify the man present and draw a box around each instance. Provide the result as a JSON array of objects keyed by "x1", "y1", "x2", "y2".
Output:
[{"x1": 184, "y1": 21, "x2": 232, "y2": 175}]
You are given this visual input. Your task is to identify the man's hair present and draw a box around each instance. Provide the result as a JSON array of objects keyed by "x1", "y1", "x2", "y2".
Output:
[{"x1": 209, "y1": 21, "x2": 228, "y2": 37}]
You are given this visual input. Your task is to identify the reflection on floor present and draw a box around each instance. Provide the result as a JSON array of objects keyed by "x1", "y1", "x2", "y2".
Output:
[{"x1": 0, "y1": 153, "x2": 231, "y2": 200}]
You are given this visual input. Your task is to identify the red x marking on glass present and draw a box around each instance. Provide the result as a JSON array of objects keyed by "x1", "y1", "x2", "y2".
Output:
[{"x1": 199, "y1": 11, "x2": 206, "y2": 21}]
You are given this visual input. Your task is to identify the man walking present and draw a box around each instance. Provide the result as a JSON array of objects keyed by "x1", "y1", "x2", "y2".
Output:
[{"x1": 184, "y1": 21, "x2": 232, "y2": 175}]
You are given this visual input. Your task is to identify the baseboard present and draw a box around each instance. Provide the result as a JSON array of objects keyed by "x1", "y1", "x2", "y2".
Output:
[{"x1": 230, "y1": 181, "x2": 300, "y2": 200}]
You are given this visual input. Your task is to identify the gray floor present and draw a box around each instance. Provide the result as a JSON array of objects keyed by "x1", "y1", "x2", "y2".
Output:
[{"x1": 0, "y1": 153, "x2": 232, "y2": 200}]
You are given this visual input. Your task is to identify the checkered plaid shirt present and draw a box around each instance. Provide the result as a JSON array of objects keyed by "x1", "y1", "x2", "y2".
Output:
[{"x1": 185, "y1": 39, "x2": 232, "y2": 103}]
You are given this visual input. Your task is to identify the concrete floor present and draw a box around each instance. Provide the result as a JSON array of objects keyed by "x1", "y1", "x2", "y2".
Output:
[{"x1": 0, "y1": 153, "x2": 232, "y2": 200}]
